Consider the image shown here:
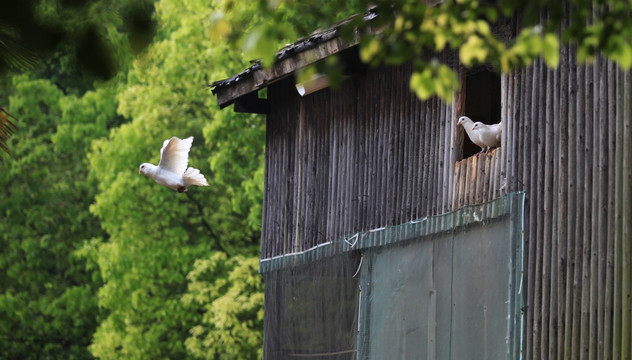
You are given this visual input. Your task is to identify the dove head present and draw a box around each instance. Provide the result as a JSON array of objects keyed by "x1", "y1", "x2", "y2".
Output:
[
  {"x1": 472, "y1": 122, "x2": 484, "y2": 131},
  {"x1": 457, "y1": 116, "x2": 470, "y2": 127},
  {"x1": 139, "y1": 163, "x2": 153, "y2": 175}
]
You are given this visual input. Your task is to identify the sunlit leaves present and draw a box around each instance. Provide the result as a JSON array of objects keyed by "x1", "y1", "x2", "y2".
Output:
[
  {"x1": 542, "y1": 33, "x2": 560, "y2": 68},
  {"x1": 459, "y1": 35, "x2": 489, "y2": 66},
  {"x1": 360, "y1": 37, "x2": 383, "y2": 64},
  {"x1": 223, "y1": 0, "x2": 632, "y2": 103},
  {"x1": 182, "y1": 253, "x2": 264, "y2": 359},
  {"x1": 410, "y1": 61, "x2": 458, "y2": 102},
  {"x1": 86, "y1": 0, "x2": 265, "y2": 358}
]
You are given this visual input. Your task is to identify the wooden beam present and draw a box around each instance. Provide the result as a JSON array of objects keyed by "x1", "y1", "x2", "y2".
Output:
[{"x1": 214, "y1": 36, "x2": 358, "y2": 108}]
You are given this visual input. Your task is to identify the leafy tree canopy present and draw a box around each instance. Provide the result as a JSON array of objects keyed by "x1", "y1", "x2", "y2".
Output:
[
  {"x1": 214, "y1": 0, "x2": 632, "y2": 102},
  {"x1": 1, "y1": 0, "x2": 265, "y2": 359}
]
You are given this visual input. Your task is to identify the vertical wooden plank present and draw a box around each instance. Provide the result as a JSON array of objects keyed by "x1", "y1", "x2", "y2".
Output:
[
  {"x1": 427, "y1": 97, "x2": 438, "y2": 214},
  {"x1": 564, "y1": 44, "x2": 578, "y2": 360},
  {"x1": 500, "y1": 72, "x2": 508, "y2": 197},
  {"x1": 421, "y1": 99, "x2": 431, "y2": 216},
  {"x1": 294, "y1": 98, "x2": 305, "y2": 252},
  {"x1": 603, "y1": 59, "x2": 616, "y2": 360},
  {"x1": 510, "y1": 69, "x2": 520, "y2": 193},
  {"x1": 571, "y1": 62, "x2": 586, "y2": 360},
  {"x1": 518, "y1": 66, "x2": 532, "y2": 357},
  {"x1": 336, "y1": 82, "x2": 347, "y2": 240},
  {"x1": 621, "y1": 67, "x2": 632, "y2": 360},
  {"x1": 372, "y1": 70, "x2": 380, "y2": 229},
  {"x1": 452, "y1": 160, "x2": 460, "y2": 209},
  {"x1": 525, "y1": 60, "x2": 541, "y2": 360},
  {"x1": 536, "y1": 58, "x2": 548, "y2": 360},
  {"x1": 443, "y1": 102, "x2": 453, "y2": 212},
  {"x1": 540, "y1": 62, "x2": 553, "y2": 360},
  {"x1": 556, "y1": 43, "x2": 569, "y2": 360},
  {"x1": 596, "y1": 55, "x2": 609, "y2": 360},
  {"x1": 580, "y1": 59, "x2": 594, "y2": 360},
  {"x1": 381, "y1": 69, "x2": 391, "y2": 225},
  {"x1": 404, "y1": 68, "x2": 416, "y2": 221},
  {"x1": 417, "y1": 98, "x2": 427, "y2": 218},
  {"x1": 367, "y1": 75, "x2": 378, "y2": 230},
  {"x1": 390, "y1": 67, "x2": 401, "y2": 225},
  {"x1": 436, "y1": 97, "x2": 446, "y2": 213},
  {"x1": 549, "y1": 53, "x2": 561, "y2": 360},
  {"x1": 588, "y1": 54, "x2": 601, "y2": 360},
  {"x1": 612, "y1": 64, "x2": 624, "y2": 360}
]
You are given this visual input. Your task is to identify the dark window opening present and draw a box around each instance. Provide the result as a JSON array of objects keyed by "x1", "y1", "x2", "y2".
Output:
[{"x1": 459, "y1": 67, "x2": 501, "y2": 159}]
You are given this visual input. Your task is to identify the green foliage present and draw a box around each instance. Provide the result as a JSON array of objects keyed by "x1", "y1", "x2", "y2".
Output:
[
  {"x1": 182, "y1": 253, "x2": 264, "y2": 359},
  {"x1": 0, "y1": 75, "x2": 110, "y2": 359},
  {"x1": 218, "y1": 0, "x2": 631, "y2": 102},
  {"x1": 2, "y1": 0, "x2": 266, "y2": 358},
  {"x1": 85, "y1": 0, "x2": 265, "y2": 358}
]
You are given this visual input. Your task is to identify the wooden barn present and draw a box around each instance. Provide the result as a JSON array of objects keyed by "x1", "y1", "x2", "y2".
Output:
[{"x1": 212, "y1": 15, "x2": 632, "y2": 360}]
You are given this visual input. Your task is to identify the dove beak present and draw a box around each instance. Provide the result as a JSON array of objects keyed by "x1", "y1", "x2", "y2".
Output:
[{"x1": 139, "y1": 169, "x2": 141, "y2": 175}]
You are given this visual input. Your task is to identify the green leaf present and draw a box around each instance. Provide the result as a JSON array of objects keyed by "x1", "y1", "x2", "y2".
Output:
[
  {"x1": 459, "y1": 35, "x2": 488, "y2": 66},
  {"x1": 542, "y1": 33, "x2": 560, "y2": 68},
  {"x1": 410, "y1": 69, "x2": 435, "y2": 100}
]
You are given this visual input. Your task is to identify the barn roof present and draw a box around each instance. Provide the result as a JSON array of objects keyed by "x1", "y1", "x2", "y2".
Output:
[{"x1": 210, "y1": 9, "x2": 378, "y2": 111}]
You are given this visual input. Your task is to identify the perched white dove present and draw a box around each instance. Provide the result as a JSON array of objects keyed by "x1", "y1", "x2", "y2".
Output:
[
  {"x1": 139, "y1": 136, "x2": 209, "y2": 193},
  {"x1": 457, "y1": 116, "x2": 486, "y2": 153},
  {"x1": 472, "y1": 121, "x2": 502, "y2": 153}
]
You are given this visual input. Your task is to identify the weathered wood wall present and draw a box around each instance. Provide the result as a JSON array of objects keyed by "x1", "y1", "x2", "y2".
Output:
[
  {"x1": 504, "y1": 52, "x2": 632, "y2": 359},
  {"x1": 260, "y1": 48, "x2": 632, "y2": 358},
  {"x1": 262, "y1": 63, "x2": 458, "y2": 258}
]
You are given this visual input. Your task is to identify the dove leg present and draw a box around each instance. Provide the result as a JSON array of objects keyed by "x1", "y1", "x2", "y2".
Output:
[{"x1": 177, "y1": 186, "x2": 187, "y2": 193}]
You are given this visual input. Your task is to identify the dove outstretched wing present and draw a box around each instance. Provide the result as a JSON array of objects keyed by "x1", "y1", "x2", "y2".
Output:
[{"x1": 158, "y1": 136, "x2": 193, "y2": 175}]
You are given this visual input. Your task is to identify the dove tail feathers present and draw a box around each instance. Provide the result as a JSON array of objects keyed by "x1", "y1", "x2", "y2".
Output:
[{"x1": 183, "y1": 167, "x2": 209, "y2": 187}]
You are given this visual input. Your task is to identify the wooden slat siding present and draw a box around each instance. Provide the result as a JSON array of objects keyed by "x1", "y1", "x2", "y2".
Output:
[
  {"x1": 389, "y1": 67, "x2": 401, "y2": 225},
  {"x1": 442, "y1": 98, "x2": 453, "y2": 213},
  {"x1": 329, "y1": 86, "x2": 338, "y2": 241},
  {"x1": 580, "y1": 57, "x2": 594, "y2": 360},
  {"x1": 557, "y1": 43, "x2": 576, "y2": 359},
  {"x1": 603, "y1": 60, "x2": 615, "y2": 360},
  {"x1": 524, "y1": 58, "x2": 537, "y2": 360},
  {"x1": 596, "y1": 55, "x2": 608, "y2": 360},
  {"x1": 612, "y1": 63, "x2": 622, "y2": 360},
  {"x1": 553, "y1": 57, "x2": 562, "y2": 359},
  {"x1": 541, "y1": 60, "x2": 553, "y2": 359},
  {"x1": 564, "y1": 45, "x2": 577, "y2": 360},
  {"x1": 623, "y1": 69, "x2": 632, "y2": 360},
  {"x1": 500, "y1": 73, "x2": 508, "y2": 195},
  {"x1": 258, "y1": 47, "x2": 632, "y2": 358},
  {"x1": 369, "y1": 76, "x2": 378, "y2": 226},
  {"x1": 588, "y1": 54, "x2": 600, "y2": 360},
  {"x1": 616, "y1": 66, "x2": 625, "y2": 359},
  {"x1": 450, "y1": 149, "x2": 500, "y2": 208},
  {"x1": 548, "y1": 57, "x2": 561, "y2": 360},
  {"x1": 532, "y1": 57, "x2": 545, "y2": 360},
  {"x1": 572, "y1": 59, "x2": 586, "y2": 360}
]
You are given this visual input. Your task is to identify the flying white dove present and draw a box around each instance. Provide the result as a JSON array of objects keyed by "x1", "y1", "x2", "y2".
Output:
[
  {"x1": 139, "y1": 136, "x2": 209, "y2": 193},
  {"x1": 457, "y1": 116, "x2": 486, "y2": 153},
  {"x1": 472, "y1": 121, "x2": 502, "y2": 153}
]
